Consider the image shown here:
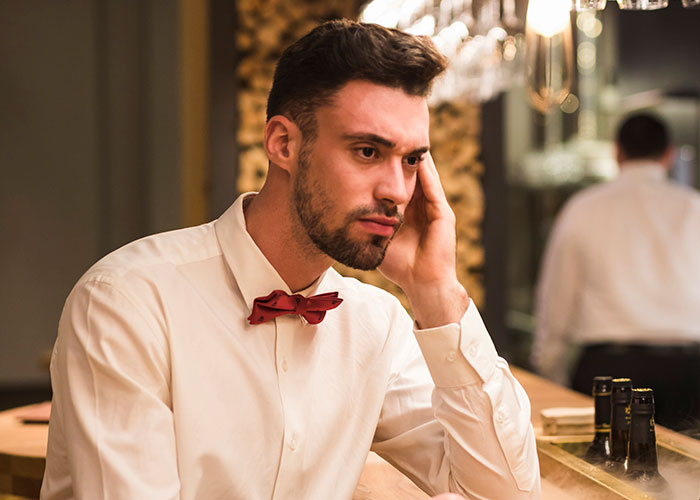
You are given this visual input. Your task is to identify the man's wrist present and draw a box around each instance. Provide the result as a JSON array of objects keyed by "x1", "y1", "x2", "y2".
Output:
[{"x1": 405, "y1": 279, "x2": 470, "y2": 329}]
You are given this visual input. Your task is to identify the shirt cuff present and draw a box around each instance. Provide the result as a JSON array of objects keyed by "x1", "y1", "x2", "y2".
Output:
[{"x1": 413, "y1": 299, "x2": 499, "y2": 387}]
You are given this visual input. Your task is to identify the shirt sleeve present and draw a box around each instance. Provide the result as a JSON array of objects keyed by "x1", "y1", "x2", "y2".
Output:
[
  {"x1": 531, "y1": 207, "x2": 583, "y2": 385},
  {"x1": 371, "y1": 300, "x2": 541, "y2": 499},
  {"x1": 41, "y1": 278, "x2": 181, "y2": 500}
]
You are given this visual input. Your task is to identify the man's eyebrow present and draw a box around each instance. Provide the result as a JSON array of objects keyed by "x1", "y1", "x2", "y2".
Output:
[
  {"x1": 409, "y1": 146, "x2": 430, "y2": 156},
  {"x1": 341, "y1": 133, "x2": 395, "y2": 148},
  {"x1": 341, "y1": 133, "x2": 430, "y2": 155}
]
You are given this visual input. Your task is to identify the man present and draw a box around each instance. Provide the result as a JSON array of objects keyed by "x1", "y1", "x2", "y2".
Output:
[
  {"x1": 42, "y1": 20, "x2": 540, "y2": 499},
  {"x1": 533, "y1": 113, "x2": 700, "y2": 431}
]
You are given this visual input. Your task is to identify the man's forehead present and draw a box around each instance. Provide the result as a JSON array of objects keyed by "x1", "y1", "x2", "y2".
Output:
[{"x1": 319, "y1": 81, "x2": 430, "y2": 148}]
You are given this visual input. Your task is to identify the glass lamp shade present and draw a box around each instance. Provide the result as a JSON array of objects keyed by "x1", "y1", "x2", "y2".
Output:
[{"x1": 525, "y1": 12, "x2": 574, "y2": 113}]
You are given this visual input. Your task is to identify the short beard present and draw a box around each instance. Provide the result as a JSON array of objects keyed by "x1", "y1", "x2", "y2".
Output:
[{"x1": 293, "y1": 144, "x2": 402, "y2": 270}]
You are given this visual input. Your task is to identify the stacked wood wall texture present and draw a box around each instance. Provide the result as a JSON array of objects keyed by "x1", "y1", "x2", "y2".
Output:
[{"x1": 235, "y1": 0, "x2": 484, "y2": 311}]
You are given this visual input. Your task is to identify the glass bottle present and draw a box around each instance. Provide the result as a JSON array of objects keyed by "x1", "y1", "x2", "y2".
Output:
[
  {"x1": 608, "y1": 377, "x2": 632, "y2": 474},
  {"x1": 624, "y1": 388, "x2": 671, "y2": 499},
  {"x1": 584, "y1": 376, "x2": 612, "y2": 464}
]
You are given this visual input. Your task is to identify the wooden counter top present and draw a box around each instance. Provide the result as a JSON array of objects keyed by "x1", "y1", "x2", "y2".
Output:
[{"x1": 0, "y1": 405, "x2": 48, "y2": 497}]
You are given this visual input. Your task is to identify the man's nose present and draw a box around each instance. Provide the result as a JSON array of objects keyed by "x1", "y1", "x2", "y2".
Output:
[{"x1": 374, "y1": 158, "x2": 412, "y2": 207}]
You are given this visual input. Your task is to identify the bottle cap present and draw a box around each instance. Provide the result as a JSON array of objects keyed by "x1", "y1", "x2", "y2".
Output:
[
  {"x1": 592, "y1": 376, "x2": 613, "y2": 395},
  {"x1": 611, "y1": 378, "x2": 632, "y2": 403},
  {"x1": 630, "y1": 388, "x2": 655, "y2": 415}
]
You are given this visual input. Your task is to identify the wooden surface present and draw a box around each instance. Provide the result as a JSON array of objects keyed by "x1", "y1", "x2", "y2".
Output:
[
  {"x1": 2, "y1": 367, "x2": 699, "y2": 499},
  {"x1": 0, "y1": 406, "x2": 48, "y2": 459},
  {"x1": 0, "y1": 406, "x2": 48, "y2": 498},
  {"x1": 511, "y1": 366, "x2": 700, "y2": 451},
  {"x1": 353, "y1": 453, "x2": 429, "y2": 500}
]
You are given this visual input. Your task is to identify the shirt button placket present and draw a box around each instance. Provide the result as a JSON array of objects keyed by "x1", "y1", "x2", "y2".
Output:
[{"x1": 272, "y1": 318, "x2": 303, "y2": 499}]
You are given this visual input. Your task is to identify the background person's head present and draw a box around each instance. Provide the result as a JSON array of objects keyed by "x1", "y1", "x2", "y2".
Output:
[
  {"x1": 265, "y1": 19, "x2": 448, "y2": 148},
  {"x1": 616, "y1": 113, "x2": 674, "y2": 168}
]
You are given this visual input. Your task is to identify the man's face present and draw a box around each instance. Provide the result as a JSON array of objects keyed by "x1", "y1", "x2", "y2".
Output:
[{"x1": 291, "y1": 80, "x2": 430, "y2": 270}]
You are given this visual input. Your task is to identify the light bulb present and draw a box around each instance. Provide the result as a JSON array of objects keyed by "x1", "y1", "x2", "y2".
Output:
[{"x1": 526, "y1": 0, "x2": 571, "y2": 37}]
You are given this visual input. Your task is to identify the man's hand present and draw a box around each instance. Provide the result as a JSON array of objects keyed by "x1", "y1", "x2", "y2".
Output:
[{"x1": 379, "y1": 153, "x2": 469, "y2": 328}]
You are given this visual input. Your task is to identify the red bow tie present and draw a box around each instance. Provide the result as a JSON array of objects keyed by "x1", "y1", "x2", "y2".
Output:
[{"x1": 247, "y1": 290, "x2": 343, "y2": 325}]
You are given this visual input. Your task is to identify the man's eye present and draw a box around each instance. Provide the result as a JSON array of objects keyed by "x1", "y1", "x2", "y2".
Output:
[
  {"x1": 357, "y1": 147, "x2": 377, "y2": 159},
  {"x1": 405, "y1": 155, "x2": 423, "y2": 167}
]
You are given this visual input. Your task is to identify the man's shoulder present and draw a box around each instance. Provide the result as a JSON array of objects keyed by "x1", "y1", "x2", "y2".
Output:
[
  {"x1": 571, "y1": 180, "x2": 615, "y2": 206},
  {"x1": 77, "y1": 222, "x2": 220, "y2": 288},
  {"x1": 556, "y1": 181, "x2": 615, "y2": 222},
  {"x1": 664, "y1": 179, "x2": 700, "y2": 202}
]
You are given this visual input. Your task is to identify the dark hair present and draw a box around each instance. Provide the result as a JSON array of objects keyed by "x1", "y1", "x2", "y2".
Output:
[
  {"x1": 266, "y1": 19, "x2": 448, "y2": 140},
  {"x1": 616, "y1": 113, "x2": 670, "y2": 160}
]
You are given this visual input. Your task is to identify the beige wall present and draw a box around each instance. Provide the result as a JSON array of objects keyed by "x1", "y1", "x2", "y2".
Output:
[{"x1": 0, "y1": 0, "x2": 183, "y2": 386}]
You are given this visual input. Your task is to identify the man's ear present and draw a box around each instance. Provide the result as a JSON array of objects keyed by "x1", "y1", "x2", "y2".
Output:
[
  {"x1": 615, "y1": 143, "x2": 626, "y2": 166},
  {"x1": 660, "y1": 146, "x2": 676, "y2": 170},
  {"x1": 264, "y1": 115, "x2": 303, "y2": 173}
]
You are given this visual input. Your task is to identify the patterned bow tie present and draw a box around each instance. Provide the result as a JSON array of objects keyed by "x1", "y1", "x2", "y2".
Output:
[{"x1": 247, "y1": 289, "x2": 343, "y2": 325}]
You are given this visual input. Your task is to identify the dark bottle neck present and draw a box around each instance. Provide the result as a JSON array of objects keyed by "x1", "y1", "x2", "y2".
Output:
[
  {"x1": 626, "y1": 411, "x2": 659, "y2": 474},
  {"x1": 610, "y1": 401, "x2": 630, "y2": 460},
  {"x1": 594, "y1": 393, "x2": 611, "y2": 431}
]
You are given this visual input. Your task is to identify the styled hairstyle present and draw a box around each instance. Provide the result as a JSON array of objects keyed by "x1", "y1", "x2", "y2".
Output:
[
  {"x1": 266, "y1": 19, "x2": 448, "y2": 140},
  {"x1": 616, "y1": 113, "x2": 670, "y2": 160}
]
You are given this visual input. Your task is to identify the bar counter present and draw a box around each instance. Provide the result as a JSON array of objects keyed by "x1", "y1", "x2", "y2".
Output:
[{"x1": 2, "y1": 367, "x2": 699, "y2": 499}]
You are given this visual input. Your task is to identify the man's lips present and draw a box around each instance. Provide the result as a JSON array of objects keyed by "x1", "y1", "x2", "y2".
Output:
[{"x1": 357, "y1": 216, "x2": 400, "y2": 237}]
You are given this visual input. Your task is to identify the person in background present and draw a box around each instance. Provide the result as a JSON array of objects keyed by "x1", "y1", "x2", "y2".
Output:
[
  {"x1": 533, "y1": 112, "x2": 700, "y2": 431},
  {"x1": 41, "y1": 20, "x2": 540, "y2": 499}
]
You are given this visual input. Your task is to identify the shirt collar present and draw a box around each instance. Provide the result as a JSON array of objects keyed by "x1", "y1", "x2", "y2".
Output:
[
  {"x1": 214, "y1": 192, "x2": 330, "y2": 313},
  {"x1": 618, "y1": 160, "x2": 667, "y2": 182}
]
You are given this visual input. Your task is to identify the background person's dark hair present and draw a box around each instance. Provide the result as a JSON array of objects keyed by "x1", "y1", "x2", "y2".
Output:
[
  {"x1": 616, "y1": 113, "x2": 670, "y2": 160},
  {"x1": 266, "y1": 19, "x2": 448, "y2": 143}
]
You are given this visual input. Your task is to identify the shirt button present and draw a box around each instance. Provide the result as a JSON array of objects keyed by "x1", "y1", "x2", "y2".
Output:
[
  {"x1": 446, "y1": 351, "x2": 457, "y2": 362},
  {"x1": 469, "y1": 344, "x2": 479, "y2": 357},
  {"x1": 281, "y1": 359, "x2": 288, "y2": 372},
  {"x1": 289, "y1": 439, "x2": 297, "y2": 451},
  {"x1": 496, "y1": 411, "x2": 505, "y2": 424}
]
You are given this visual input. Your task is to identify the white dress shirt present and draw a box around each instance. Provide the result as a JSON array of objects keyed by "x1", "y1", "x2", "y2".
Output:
[
  {"x1": 42, "y1": 193, "x2": 540, "y2": 500},
  {"x1": 533, "y1": 161, "x2": 700, "y2": 384}
]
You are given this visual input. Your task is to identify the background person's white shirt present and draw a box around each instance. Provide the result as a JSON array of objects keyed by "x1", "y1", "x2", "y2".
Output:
[
  {"x1": 42, "y1": 193, "x2": 540, "y2": 500},
  {"x1": 533, "y1": 161, "x2": 700, "y2": 385}
]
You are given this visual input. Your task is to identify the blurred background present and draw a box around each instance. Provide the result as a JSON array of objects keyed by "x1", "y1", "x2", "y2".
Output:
[{"x1": 1, "y1": 0, "x2": 699, "y2": 410}]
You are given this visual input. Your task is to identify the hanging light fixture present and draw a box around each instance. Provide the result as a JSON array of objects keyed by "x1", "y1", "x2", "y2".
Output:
[
  {"x1": 359, "y1": 0, "x2": 526, "y2": 104},
  {"x1": 360, "y1": 0, "x2": 696, "y2": 108},
  {"x1": 617, "y1": 0, "x2": 668, "y2": 9},
  {"x1": 525, "y1": 0, "x2": 574, "y2": 113},
  {"x1": 574, "y1": 0, "x2": 607, "y2": 10}
]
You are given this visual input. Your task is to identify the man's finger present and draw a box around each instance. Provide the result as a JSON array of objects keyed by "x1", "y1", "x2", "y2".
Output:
[{"x1": 419, "y1": 152, "x2": 447, "y2": 204}]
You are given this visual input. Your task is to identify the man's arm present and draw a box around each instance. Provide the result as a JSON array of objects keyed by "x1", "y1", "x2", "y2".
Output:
[
  {"x1": 372, "y1": 300, "x2": 540, "y2": 499},
  {"x1": 376, "y1": 155, "x2": 540, "y2": 498},
  {"x1": 42, "y1": 278, "x2": 180, "y2": 500}
]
